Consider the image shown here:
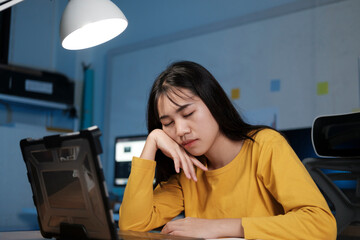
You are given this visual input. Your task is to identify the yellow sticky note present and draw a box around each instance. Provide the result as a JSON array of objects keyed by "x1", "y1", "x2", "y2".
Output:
[
  {"x1": 317, "y1": 82, "x2": 328, "y2": 95},
  {"x1": 231, "y1": 88, "x2": 240, "y2": 99}
]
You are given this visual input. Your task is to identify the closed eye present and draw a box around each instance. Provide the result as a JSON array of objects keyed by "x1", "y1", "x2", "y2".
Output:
[
  {"x1": 163, "y1": 121, "x2": 174, "y2": 127},
  {"x1": 184, "y1": 112, "x2": 194, "y2": 118}
]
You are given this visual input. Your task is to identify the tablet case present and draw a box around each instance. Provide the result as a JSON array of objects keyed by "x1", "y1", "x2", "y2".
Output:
[{"x1": 20, "y1": 126, "x2": 118, "y2": 240}]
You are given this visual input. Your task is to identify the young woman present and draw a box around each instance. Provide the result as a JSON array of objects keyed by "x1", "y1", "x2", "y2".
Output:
[{"x1": 119, "y1": 61, "x2": 336, "y2": 239}]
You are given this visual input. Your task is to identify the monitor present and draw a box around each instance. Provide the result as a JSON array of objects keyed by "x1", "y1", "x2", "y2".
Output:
[{"x1": 114, "y1": 135, "x2": 147, "y2": 186}]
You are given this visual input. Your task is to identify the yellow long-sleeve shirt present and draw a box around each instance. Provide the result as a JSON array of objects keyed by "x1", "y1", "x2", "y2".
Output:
[{"x1": 119, "y1": 129, "x2": 336, "y2": 240}]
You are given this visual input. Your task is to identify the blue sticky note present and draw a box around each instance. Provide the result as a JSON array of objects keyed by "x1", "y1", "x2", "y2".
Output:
[{"x1": 270, "y1": 79, "x2": 281, "y2": 92}]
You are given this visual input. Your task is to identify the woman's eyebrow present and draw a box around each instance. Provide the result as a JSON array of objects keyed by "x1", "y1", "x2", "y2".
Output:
[
  {"x1": 176, "y1": 103, "x2": 192, "y2": 113},
  {"x1": 159, "y1": 103, "x2": 193, "y2": 120}
]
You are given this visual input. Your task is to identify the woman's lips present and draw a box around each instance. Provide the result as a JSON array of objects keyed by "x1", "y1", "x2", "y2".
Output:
[{"x1": 182, "y1": 139, "x2": 197, "y2": 148}]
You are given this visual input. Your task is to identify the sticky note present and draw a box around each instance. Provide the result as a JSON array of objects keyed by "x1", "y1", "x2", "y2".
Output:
[
  {"x1": 231, "y1": 88, "x2": 240, "y2": 99},
  {"x1": 270, "y1": 79, "x2": 281, "y2": 92},
  {"x1": 317, "y1": 82, "x2": 328, "y2": 95}
]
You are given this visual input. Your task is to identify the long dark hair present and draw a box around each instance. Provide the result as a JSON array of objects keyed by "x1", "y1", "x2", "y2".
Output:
[{"x1": 147, "y1": 61, "x2": 268, "y2": 186}]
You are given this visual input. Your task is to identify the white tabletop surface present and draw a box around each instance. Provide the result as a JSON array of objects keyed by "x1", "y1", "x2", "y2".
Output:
[
  {"x1": 0, "y1": 231, "x2": 44, "y2": 240},
  {"x1": 0, "y1": 230, "x2": 245, "y2": 240}
]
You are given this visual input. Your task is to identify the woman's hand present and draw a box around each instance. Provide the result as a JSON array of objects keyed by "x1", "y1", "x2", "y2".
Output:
[
  {"x1": 161, "y1": 217, "x2": 244, "y2": 239},
  {"x1": 140, "y1": 129, "x2": 207, "y2": 181}
]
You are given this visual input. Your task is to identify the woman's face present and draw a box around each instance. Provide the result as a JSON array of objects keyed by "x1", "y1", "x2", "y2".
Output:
[{"x1": 157, "y1": 88, "x2": 221, "y2": 157}]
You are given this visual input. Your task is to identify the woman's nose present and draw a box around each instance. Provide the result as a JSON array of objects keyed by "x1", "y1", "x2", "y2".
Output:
[{"x1": 175, "y1": 120, "x2": 190, "y2": 136}]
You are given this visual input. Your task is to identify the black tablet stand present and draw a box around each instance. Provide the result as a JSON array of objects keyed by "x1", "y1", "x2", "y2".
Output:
[{"x1": 58, "y1": 222, "x2": 88, "y2": 240}]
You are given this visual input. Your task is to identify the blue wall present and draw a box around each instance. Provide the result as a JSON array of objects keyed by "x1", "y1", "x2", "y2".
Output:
[
  {"x1": 0, "y1": 0, "x2": 358, "y2": 231},
  {"x1": 99, "y1": 0, "x2": 360, "y2": 199}
]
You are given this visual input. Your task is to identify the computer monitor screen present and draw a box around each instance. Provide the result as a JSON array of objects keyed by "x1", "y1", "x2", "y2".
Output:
[{"x1": 114, "y1": 135, "x2": 147, "y2": 186}]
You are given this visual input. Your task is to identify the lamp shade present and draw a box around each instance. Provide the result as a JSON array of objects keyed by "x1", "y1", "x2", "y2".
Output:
[{"x1": 60, "y1": 0, "x2": 128, "y2": 50}]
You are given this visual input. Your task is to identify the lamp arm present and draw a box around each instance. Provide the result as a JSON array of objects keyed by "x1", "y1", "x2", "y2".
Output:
[{"x1": 0, "y1": 0, "x2": 24, "y2": 12}]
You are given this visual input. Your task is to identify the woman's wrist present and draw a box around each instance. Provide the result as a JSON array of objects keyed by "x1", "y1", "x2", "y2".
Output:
[
  {"x1": 140, "y1": 130, "x2": 159, "y2": 160},
  {"x1": 215, "y1": 218, "x2": 244, "y2": 238}
]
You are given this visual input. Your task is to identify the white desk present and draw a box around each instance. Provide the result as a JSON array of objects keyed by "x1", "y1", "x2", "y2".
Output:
[
  {"x1": 0, "y1": 231, "x2": 245, "y2": 240},
  {"x1": 0, "y1": 231, "x2": 43, "y2": 240}
]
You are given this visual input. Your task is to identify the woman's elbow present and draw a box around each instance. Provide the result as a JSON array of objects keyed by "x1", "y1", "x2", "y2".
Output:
[
  {"x1": 312, "y1": 210, "x2": 337, "y2": 240},
  {"x1": 326, "y1": 213, "x2": 337, "y2": 239},
  {"x1": 119, "y1": 219, "x2": 148, "y2": 232}
]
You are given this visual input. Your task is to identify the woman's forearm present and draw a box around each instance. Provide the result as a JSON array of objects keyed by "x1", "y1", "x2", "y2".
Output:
[
  {"x1": 161, "y1": 217, "x2": 244, "y2": 239},
  {"x1": 217, "y1": 218, "x2": 244, "y2": 238},
  {"x1": 119, "y1": 158, "x2": 157, "y2": 231},
  {"x1": 140, "y1": 130, "x2": 158, "y2": 160}
]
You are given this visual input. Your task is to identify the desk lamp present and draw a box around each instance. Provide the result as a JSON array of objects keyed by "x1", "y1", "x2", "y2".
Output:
[{"x1": 60, "y1": 0, "x2": 128, "y2": 50}]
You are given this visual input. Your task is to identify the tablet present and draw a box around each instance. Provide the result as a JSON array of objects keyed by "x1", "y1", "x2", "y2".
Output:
[{"x1": 20, "y1": 126, "x2": 118, "y2": 240}]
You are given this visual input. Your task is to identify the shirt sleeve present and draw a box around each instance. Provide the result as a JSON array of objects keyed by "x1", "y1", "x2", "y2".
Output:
[
  {"x1": 242, "y1": 132, "x2": 337, "y2": 240},
  {"x1": 119, "y1": 157, "x2": 184, "y2": 232}
]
